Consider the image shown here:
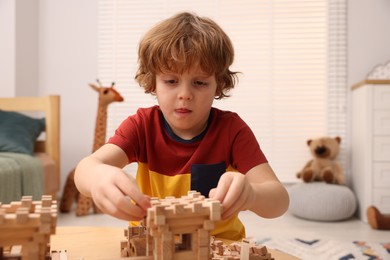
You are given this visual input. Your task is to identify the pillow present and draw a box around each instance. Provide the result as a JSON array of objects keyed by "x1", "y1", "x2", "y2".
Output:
[
  {"x1": 0, "y1": 110, "x2": 45, "y2": 155},
  {"x1": 288, "y1": 182, "x2": 357, "y2": 221}
]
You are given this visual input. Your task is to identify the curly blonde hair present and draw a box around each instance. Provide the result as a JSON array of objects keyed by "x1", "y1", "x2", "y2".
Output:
[{"x1": 135, "y1": 12, "x2": 238, "y2": 99}]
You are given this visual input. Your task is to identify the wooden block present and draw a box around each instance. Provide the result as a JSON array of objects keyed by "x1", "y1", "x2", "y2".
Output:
[
  {"x1": 121, "y1": 248, "x2": 129, "y2": 257},
  {"x1": 212, "y1": 240, "x2": 224, "y2": 255},
  {"x1": 154, "y1": 205, "x2": 166, "y2": 216},
  {"x1": 120, "y1": 240, "x2": 128, "y2": 248},
  {"x1": 197, "y1": 246, "x2": 210, "y2": 259},
  {"x1": 197, "y1": 229, "x2": 209, "y2": 247},
  {"x1": 120, "y1": 240, "x2": 130, "y2": 257},
  {"x1": 208, "y1": 201, "x2": 221, "y2": 221},
  {"x1": 253, "y1": 245, "x2": 268, "y2": 256},
  {"x1": 203, "y1": 220, "x2": 215, "y2": 230},
  {"x1": 154, "y1": 215, "x2": 166, "y2": 226},
  {"x1": 150, "y1": 198, "x2": 160, "y2": 207},
  {"x1": 16, "y1": 208, "x2": 29, "y2": 224},
  {"x1": 9, "y1": 244, "x2": 22, "y2": 256},
  {"x1": 161, "y1": 230, "x2": 172, "y2": 241},
  {"x1": 39, "y1": 208, "x2": 52, "y2": 222},
  {"x1": 0, "y1": 208, "x2": 5, "y2": 224},
  {"x1": 21, "y1": 196, "x2": 33, "y2": 210},
  {"x1": 59, "y1": 249, "x2": 68, "y2": 260},
  {"x1": 162, "y1": 235, "x2": 173, "y2": 259},
  {"x1": 39, "y1": 222, "x2": 52, "y2": 233},
  {"x1": 187, "y1": 190, "x2": 201, "y2": 198},
  {"x1": 51, "y1": 250, "x2": 60, "y2": 260},
  {"x1": 8, "y1": 201, "x2": 22, "y2": 213},
  {"x1": 229, "y1": 242, "x2": 241, "y2": 252},
  {"x1": 163, "y1": 208, "x2": 174, "y2": 217},
  {"x1": 41, "y1": 195, "x2": 53, "y2": 207},
  {"x1": 173, "y1": 204, "x2": 186, "y2": 214},
  {"x1": 190, "y1": 202, "x2": 204, "y2": 213},
  {"x1": 240, "y1": 239, "x2": 250, "y2": 260}
]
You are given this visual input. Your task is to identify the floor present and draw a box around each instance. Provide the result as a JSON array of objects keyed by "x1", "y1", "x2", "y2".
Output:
[{"x1": 57, "y1": 209, "x2": 389, "y2": 243}]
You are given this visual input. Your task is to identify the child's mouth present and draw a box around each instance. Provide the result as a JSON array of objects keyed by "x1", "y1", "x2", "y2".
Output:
[{"x1": 175, "y1": 108, "x2": 191, "y2": 114}]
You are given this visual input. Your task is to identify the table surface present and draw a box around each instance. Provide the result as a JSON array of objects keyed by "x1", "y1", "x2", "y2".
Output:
[{"x1": 50, "y1": 226, "x2": 299, "y2": 260}]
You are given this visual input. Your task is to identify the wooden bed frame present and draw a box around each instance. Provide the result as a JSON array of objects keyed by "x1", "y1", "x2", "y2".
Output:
[{"x1": 0, "y1": 95, "x2": 60, "y2": 197}]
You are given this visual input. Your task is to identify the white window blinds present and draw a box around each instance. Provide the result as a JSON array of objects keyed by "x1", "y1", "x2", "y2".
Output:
[{"x1": 98, "y1": 0, "x2": 348, "y2": 183}]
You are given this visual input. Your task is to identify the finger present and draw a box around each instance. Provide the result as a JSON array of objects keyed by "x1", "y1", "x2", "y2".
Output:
[
  {"x1": 92, "y1": 179, "x2": 148, "y2": 220},
  {"x1": 209, "y1": 188, "x2": 216, "y2": 198},
  {"x1": 222, "y1": 200, "x2": 245, "y2": 220},
  {"x1": 115, "y1": 173, "x2": 151, "y2": 211},
  {"x1": 95, "y1": 188, "x2": 147, "y2": 221},
  {"x1": 220, "y1": 173, "x2": 246, "y2": 210},
  {"x1": 219, "y1": 173, "x2": 254, "y2": 219},
  {"x1": 211, "y1": 173, "x2": 233, "y2": 203},
  {"x1": 222, "y1": 185, "x2": 251, "y2": 219},
  {"x1": 98, "y1": 196, "x2": 146, "y2": 221},
  {"x1": 117, "y1": 195, "x2": 148, "y2": 219}
]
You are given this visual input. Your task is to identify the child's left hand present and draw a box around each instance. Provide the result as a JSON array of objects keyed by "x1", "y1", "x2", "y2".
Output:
[{"x1": 209, "y1": 171, "x2": 255, "y2": 220}]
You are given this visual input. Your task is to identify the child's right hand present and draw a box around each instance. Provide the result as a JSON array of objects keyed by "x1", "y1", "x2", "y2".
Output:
[
  {"x1": 74, "y1": 144, "x2": 151, "y2": 221},
  {"x1": 89, "y1": 165, "x2": 151, "y2": 221}
]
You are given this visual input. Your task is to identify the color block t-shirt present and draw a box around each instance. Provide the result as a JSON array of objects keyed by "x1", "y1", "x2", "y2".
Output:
[{"x1": 108, "y1": 106, "x2": 267, "y2": 240}]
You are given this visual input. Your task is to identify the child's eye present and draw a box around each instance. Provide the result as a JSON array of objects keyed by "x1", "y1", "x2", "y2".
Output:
[
  {"x1": 164, "y1": 79, "x2": 177, "y2": 85},
  {"x1": 193, "y1": 80, "x2": 208, "y2": 86}
]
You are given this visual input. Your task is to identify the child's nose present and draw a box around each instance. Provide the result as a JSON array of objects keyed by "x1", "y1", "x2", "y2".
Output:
[{"x1": 178, "y1": 84, "x2": 193, "y2": 100}]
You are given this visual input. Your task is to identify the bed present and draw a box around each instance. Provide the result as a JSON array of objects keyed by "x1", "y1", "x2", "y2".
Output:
[{"x1": 0, "y1": 95, "x2": 60, "y2": 203}]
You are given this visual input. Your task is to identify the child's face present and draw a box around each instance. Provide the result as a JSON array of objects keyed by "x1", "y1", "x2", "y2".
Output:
[{"x1": 155, "y1": 67, "x2": 217, "y2": 140}]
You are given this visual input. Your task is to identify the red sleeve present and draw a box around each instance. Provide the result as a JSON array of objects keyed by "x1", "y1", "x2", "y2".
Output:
[
  {"x1": 209, "y1": 109, "x2": 267, "y2": 174},
  {"x1": 230, "y1": 120, "x2": 268, "y2": 173},
  {"x1": 107, "y1": 107, "x2": 158, "y2": 163}
]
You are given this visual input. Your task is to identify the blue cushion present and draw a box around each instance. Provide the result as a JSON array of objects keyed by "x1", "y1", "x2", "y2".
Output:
[
  {"x1": 288, "y1": 182, "x2": 357, "y2": 221},
  {"x1": 0, "y1": 110, "x2": 45, "y2": 155}
]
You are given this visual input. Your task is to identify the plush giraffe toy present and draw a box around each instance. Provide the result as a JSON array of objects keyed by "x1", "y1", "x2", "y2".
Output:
[{"x1": 60, "y1": 79, "x2": 124, "y2": 216}]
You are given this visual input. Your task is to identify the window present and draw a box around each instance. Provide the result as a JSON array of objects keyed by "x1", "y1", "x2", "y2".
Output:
[
  {"x1": 175, "y1": 233, "x2": 192, "y2": 252},
  {"x1": 98, "y1": 0, "x2": 348, "y2": 183}
]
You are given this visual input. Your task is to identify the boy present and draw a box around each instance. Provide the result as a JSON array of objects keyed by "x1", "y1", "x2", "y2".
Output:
[{"x1": 75, "y1": 12, "x2": 289, "y2": 240}]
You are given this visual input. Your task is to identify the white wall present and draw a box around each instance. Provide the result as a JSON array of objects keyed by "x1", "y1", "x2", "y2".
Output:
[
  {"x1": 0, "y1": 1, "x2": 15, "y2": 96},
  {"x1": 37, "y1": 0, "x2": 98, "y2": 194},
  {"x1": 15, "y1": 0, "x2": 39, "y2": 96},
  {"x1": 0, "y1": 0, "x2": 39, "y2": 96},
  {"x1": 1, "y1": 0, "x2": 390, "y2": 197},
  {"x1": 348, "y1": 0, "x2": 390, "y2": 86}
]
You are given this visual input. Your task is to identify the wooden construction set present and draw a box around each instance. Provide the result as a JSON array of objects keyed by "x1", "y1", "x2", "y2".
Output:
[
  {"x1": 0, "y1": 195, "x2": 57, "y2": 259},
  {"x1": 120, "y1": 191, "x2": 274, "y2": 260},
  {"x1": 1, "y1": 191, "x2": 274, "y2": 259}
]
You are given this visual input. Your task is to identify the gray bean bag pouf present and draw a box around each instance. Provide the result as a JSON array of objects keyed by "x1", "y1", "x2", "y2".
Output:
[{"x1": 288, "y1": 182, "x2": 357, "y2": 221}]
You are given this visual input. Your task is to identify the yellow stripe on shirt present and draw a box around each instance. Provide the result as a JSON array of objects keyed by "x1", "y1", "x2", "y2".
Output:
[{"x1": 136, "y1": 162, "x2": 191, "y2": 198}]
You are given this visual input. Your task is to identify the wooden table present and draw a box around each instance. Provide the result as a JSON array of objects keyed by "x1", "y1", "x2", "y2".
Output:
[
  {"x1": 50, "y1": 226, "x2": 125, "y2": 259},
  {"x1": 50, "y1": 226, "x2": 299, "y2": 260}
]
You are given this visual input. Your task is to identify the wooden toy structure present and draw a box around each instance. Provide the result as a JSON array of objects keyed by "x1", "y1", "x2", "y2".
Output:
[
  {"x1": 0, "y1": 195, "x2": 57, "y2": 260},
  {"x1": 210, "y1": 238, "x2": 274, "y2": 260},
  {"x1": 0, "y1": 193, "x2": 275, "y2": 260},
  {"x1": 121, "y1": 191, "x2": 220, "y2": 260},
  {"x1": 120, "y1": 191, "x2": 274, "y2": 260}
]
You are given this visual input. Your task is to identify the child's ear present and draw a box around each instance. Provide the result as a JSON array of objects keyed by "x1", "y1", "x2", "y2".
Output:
[{"x1": 214, "y1": 85, "x2": 223, "y2": 98}]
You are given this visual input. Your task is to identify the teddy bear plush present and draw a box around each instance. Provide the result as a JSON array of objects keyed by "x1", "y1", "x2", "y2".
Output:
[{"x1": 296, "y1": 136, "x2": 345, "y2": 185}]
